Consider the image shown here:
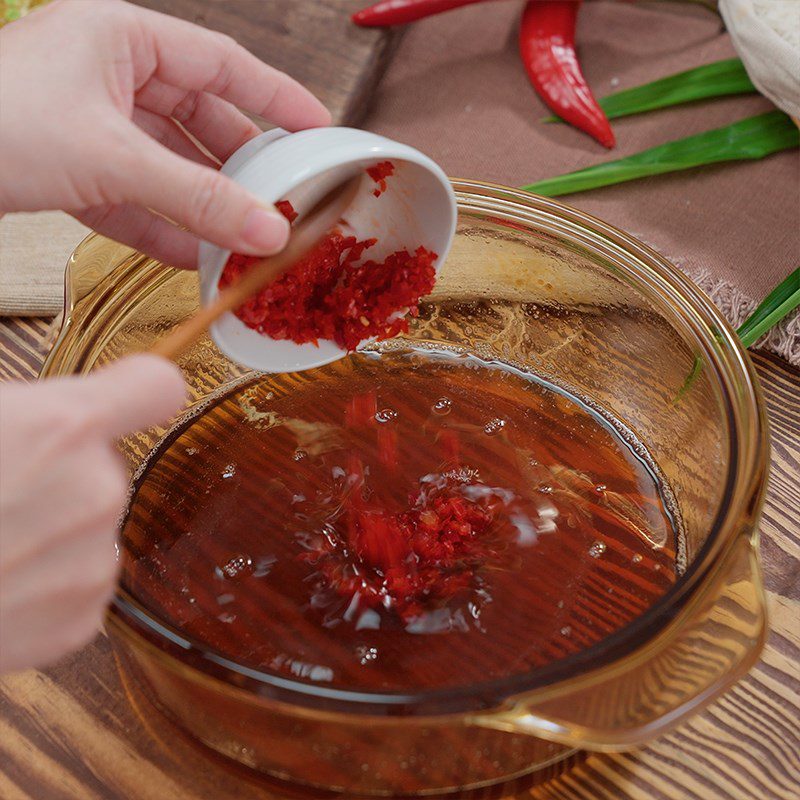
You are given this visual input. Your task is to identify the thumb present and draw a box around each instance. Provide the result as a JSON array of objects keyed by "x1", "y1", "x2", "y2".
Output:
[
  {"x1": 77, "y1": 355, "x2": 187, "y2": 439},
  {"x1": 118, "y1": 123, "x2": 291, "y2": 256}
]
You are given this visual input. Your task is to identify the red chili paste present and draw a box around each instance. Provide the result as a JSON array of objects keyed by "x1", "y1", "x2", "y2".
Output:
[{"x1": 366, "y1": 160, "x2": 395, "y2": 197}]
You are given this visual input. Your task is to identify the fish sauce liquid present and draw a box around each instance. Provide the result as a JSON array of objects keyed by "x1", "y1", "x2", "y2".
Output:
[{"x1": 121, "y1": 347, "x2": 682, "y2": 693}]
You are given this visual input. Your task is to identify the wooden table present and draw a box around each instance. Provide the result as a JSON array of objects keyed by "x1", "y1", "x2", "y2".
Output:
[{"x1": 1, "y1": 318, "x2": 798, "y2": 800}]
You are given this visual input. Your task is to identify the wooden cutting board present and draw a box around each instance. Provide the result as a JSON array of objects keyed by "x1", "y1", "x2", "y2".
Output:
[{"x1": 129, "y1": 0, "x2": 401, "y2": 126}]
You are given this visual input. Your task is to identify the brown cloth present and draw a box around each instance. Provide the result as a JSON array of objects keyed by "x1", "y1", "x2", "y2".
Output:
[{"x1": 362, "y1": 0, "x2": 799, "y2": 361}]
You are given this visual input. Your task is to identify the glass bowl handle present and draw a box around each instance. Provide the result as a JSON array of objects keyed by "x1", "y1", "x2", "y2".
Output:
[{"x1": 471, "y1": 534, "x2": 767, "y2": 749}]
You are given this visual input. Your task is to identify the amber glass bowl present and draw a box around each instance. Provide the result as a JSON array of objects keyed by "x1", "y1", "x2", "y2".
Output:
[{"x1": 41, "y1": 181, "x2": 769, "y2": 796}]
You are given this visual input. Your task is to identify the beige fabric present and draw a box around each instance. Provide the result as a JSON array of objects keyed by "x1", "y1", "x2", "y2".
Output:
[{"x1": 0, "y1": 212, "x2": 90, "y2": 316}]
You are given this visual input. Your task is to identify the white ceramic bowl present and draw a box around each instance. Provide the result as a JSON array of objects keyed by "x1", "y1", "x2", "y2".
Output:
[{"x1": 197, "y1": 127, "x2": 457, "y2": 372}]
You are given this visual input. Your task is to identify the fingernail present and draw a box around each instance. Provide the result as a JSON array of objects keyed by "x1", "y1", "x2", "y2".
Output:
[{"x1": 241, "y1": 206, "x2": 290, "y2": 254}]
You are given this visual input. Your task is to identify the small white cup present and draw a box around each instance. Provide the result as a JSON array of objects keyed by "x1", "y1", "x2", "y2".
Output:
[{"x1": 197, "y1": 127, "x2": 457, "y2": 373}]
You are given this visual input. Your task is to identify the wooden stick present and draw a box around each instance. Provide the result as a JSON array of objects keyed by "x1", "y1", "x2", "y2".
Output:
[{"x1": 150, "y1": 176, "x2": 361, "y2": 361}]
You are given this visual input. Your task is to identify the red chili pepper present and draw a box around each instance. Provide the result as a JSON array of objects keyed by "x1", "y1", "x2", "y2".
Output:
[
  {"x1": 519, "y1": 1, "x2": 615, "y2": 148},
  {"x1": 352, "y1": 0, "x2": 491, "y2": 27}
]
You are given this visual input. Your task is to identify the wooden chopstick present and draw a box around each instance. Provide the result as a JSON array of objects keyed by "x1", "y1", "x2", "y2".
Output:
[{"x1": 150, "y1": 176, "x2": 361, "y2": 362}]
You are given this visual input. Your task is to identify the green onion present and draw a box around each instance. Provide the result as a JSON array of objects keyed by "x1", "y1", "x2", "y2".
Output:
[
  {"x1": 524, "y1": 111, "x2": 799, "y2": 197},
  {"x1": 1, "y1": 0, "x2": 46, "y2": 24},
  {"x1": 543, "y1": 58, "x2": 755, "y2": 123},
  {"x1": 736, "y1": 268, "x2": 800, "y2": 348},
  {"x1": 2, "y1": 0, "x2": 23, "y2": 23},
  {"x1": 676, "y1": 268, "x2": 800, "y2": 399}
]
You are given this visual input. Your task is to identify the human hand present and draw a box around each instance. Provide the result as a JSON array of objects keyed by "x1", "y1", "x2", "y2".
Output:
[
  {"x1": 0, "y1": 0, "x2": 331, "y2": 267},
  {"x1": 0, "y1": 356, "x2": 185, "y2": 672}
]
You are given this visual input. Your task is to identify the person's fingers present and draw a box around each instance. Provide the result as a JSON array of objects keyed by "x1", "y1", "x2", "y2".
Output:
[
  {"x1": 132, "y1": 107, "x2": 219, "y2": 167},
  {"x1": 113, "y1": 122, "x2": 290, "y2": 256},
  {"x1": 69, "y1": 355, "x2": 186, "y2": 439},
  {"x1": 74, "y1": 204, "x2": 200, "y2": 269},
  {"x1": 131, "y1": 5, "x2": 331, "y2": 130},
  {"x1": 136, "y1": 77, "x2": 261, "y2": 162}
]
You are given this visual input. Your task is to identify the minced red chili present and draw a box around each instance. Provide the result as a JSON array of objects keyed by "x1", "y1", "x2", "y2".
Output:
[
  {"x1": 302, "y1": 468, "x2": 502, "y2": 622},
  {"x1": 297, "y1": 391, "x2": 508, "y2": 622},
  {"x1": 366, "y1": 160, "x2": 395, "y2": 197},
  {"x1": 219, "y1": 173, "x2": 438, "y2": 352}
]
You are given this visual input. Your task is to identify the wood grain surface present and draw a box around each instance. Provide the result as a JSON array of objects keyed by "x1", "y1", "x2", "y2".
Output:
[
  {"x1": 127, "y1": 0, "x2": 401, "y2": 127},
  {"x1": 0, "y1": 315, "x2": 798, "y2": 800}
]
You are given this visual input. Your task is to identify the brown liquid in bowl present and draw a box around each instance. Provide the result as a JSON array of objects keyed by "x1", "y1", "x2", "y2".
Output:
[{"x1": 120, "y1": 347, "x2": 680, "y2": 693}]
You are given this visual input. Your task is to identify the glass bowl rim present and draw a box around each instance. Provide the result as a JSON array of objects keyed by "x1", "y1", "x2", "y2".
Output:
[{"x1": 46, "y1": 179, "x2": 769, "y2": 716}]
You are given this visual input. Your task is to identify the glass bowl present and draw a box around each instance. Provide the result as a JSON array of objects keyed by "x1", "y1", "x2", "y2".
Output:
[{"x1": 41, "y1": 180, "x2": 769, "y2": 796}]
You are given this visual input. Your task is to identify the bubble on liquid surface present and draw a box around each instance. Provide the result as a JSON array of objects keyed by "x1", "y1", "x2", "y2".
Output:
[
  {"x1": 560, "y1": 626, "x2": 572, "y2": 637},
  {"x1": 632, "y1": 553, "x2": 643, "y2": 564},
  {"x1": 375, "y1": 408, "x2": 397, "y2": 424},
  {"x1": 484, "y1": 418, "x2": 506, "y2": 436},
  {"x1": 293, "y1": 449, "x2": 308, "y2": 462},
  {"x1": 356, "y1": 645, "x2": 379, "y2": 665},
  {"x1": 589, "y1": 541, "x2": 606, "y2": 558},
  {"x1": 433, "y1": 397, "x2": 452, "y2": 415},
  {"x1": 216, "y1": 554, "x2": 253, "y2": 580},
  {"x1": 222, "y1": 464, "x2": 236, "y2": 479}
]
